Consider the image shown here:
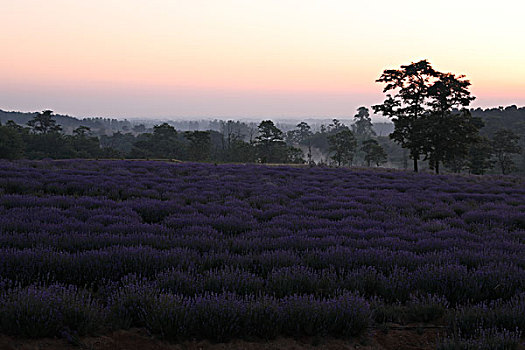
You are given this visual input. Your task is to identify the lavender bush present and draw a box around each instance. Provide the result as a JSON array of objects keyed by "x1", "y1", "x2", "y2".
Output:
[
  {"x1": 0, "y1": 284, "x2": 104, "y2": 338},
  {"x1": 0, "y1": 160, "x2": 524, "y2": 342}
]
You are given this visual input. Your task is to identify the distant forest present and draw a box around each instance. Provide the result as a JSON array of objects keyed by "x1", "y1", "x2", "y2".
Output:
[{"x1": 0, "y1": 105, "x2": 523, "y2": 175}]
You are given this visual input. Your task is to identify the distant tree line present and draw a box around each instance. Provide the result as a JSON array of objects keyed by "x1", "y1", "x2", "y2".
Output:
[
  {"x1": 0, "y1": 109, "x2": 133, "y2": 135},
  {"x1": 0, "y1": 61, "x2": 523, "y2": 175},
  {"x1": 0, "y1": 111, "x2": 118, "y2": 160},
  {"x1": 0, "y1": 105, "x2": 522, "y2": 175},
  {"x1": 0, "y1": 112, "x2": 301, "y2": 164}
]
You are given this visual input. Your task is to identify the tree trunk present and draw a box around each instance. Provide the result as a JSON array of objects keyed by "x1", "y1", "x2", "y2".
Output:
[
  {"x1": 435, "y1": 161, "x2": 440, "y2": 174},
  {"x1": 413, "y1": 158, "x2": 418, "y2": 172}
]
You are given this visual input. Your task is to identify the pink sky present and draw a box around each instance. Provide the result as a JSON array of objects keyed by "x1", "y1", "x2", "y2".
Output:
[{"x1": 1, "y1": 0, "x2": 524, "y2": 118}]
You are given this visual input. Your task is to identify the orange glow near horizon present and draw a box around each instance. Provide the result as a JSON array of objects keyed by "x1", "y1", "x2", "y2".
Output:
[{"x1": 1, "y1": 0, "x2": 525, "y2": 118}]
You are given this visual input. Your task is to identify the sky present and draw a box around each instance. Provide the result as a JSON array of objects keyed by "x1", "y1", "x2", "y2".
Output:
[{"x1": 1, "y1": 0, "x2": 524, "y2": 119}]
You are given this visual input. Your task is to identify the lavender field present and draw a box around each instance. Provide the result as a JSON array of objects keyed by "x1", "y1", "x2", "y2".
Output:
[{"x1": 0, "y1": 160, "x2": 524, "y2": 345}]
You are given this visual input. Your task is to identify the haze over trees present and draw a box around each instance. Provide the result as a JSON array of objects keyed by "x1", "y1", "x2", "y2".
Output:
[{"x1": 0, "y1": 105, "x2": 523, "y2": 175}]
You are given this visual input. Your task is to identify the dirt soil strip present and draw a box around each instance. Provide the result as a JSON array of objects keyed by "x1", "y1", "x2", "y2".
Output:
[{"x1": 0, "y1": 327, "x2": 446, "y2": 350}]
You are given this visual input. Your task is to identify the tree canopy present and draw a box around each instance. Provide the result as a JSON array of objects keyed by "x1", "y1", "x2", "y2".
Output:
[
  {"x1": 373, "y1": 60, "x2": 482, "y2": 174},
  {"x1": 27, "y1": 110, "x2": 62, "y2": 134},
  {"x1": 328, "y1": 128, "x2": 357, "y2": 167},
  {"x1": 373, "y1": 60, "x2": 438, "y2": 172},
  {"x1": 255, "y1": 120, "x2": 287, "y2": 163},
  {"x1": 352, "y1": 107, "x2": 376, "y2": 138}
]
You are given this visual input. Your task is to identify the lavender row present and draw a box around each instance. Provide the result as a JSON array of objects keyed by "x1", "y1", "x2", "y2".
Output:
[
  {"x1": 0, "y1": 283, "x2": 370, "y2": 341},
  {"x1": 2, "y1": 281, "x2": 525, "y2": 342},
  {"x1": 1, "y1": 250, "x2": 523, "y2": 305},
  {"x1": 0, "y1": 160, "x2": 524, "y2": 341}
]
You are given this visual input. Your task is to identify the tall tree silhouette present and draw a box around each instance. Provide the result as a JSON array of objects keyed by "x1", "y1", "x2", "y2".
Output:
[
  {"x1": 352, "y1": 107, "x2": 375, "y2": 138},
  {"x1": 328, "y1": 128, "x2": 357, "y2": 166},
  {"x1": 255, "y1": 120, "x2": 287, "y2": 163},
  {"x1": 373, "y1": 60, "x2": 438, "y2": 172},
  {"x1": 27, "y1": 110, "x2": 62, "y2": 134},
  {"x1": 423, "y1": 72, "x2": 480, "y2": 174}
]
